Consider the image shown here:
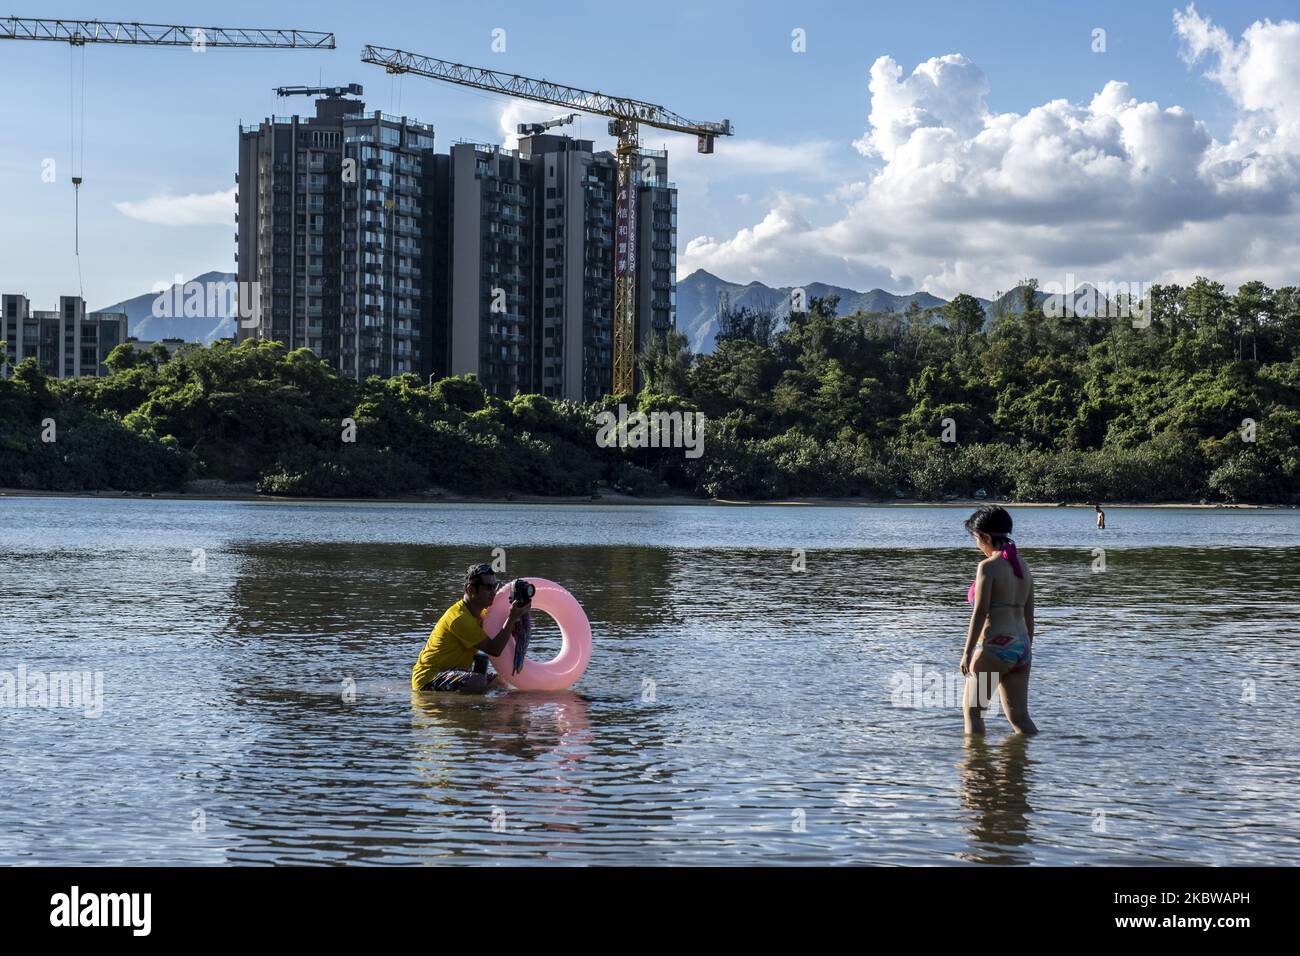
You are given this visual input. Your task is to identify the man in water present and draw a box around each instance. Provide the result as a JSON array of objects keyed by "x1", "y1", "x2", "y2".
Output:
[
  {"x1": 1095, "y1": 503, "x2": 1106, "y2": 530},
  {"x1": 412, "y1": 563, "x2": 531, "y2": 694}
]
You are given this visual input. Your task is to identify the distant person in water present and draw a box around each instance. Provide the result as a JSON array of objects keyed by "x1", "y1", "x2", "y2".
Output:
[
  {"x1": 411, "y1": 563, "x2": 531, "y2": 694},
  {"x1": 1095, "y1": 503, "x2": 1106, "y2": 530},
  {"x1": 960, "y1": 506, "x2": 1038, "y2": 735}
]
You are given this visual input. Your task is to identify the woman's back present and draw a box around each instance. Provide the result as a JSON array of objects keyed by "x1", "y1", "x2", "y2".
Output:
[{"x1": 980, "y1": 553, "x2": 1032, "y2": 637}]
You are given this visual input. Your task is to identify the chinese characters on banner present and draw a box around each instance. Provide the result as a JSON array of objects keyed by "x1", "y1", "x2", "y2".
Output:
[{"x1": 615, "y1": 166, "x2": 637, "y2": 279}]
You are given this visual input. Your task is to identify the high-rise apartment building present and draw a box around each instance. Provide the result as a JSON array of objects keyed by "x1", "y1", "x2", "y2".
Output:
[
  {"x1": 1, "y1": 294, "x2": 127, "y2": 378},
  {"x1": 237, "y1": 94, "x2": 443, "y2": 380},
  {"x1": 448, "y1": 135, "x2": 676, "y2": 401},
  {"x1": 237, "y1": 94, "x2": 676, "y2": 400}
]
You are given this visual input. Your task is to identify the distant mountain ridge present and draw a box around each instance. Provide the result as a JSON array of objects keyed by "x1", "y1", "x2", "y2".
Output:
[
  {"x1": 676, "y1": 270, "x2": 957, "y2": 353},
  {"x1": 96, "y1": 271, "x2": 238, "y2": 343},
  {"x1": 96, "y1": 268, "x2": 1109, "y2": 358},
  {"x1": 674, "y1": 270, "x2": 1130, "y2": 353}
]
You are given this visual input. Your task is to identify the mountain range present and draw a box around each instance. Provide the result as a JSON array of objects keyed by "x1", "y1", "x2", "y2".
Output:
[
  {"x1": 96, "y1": 271, "x2": 238, "y2": 343},
  {"x1": 94, "y1": 268, "x2": 1114, "y2": 356},
  {"x1": 674, "y1": 269, "x2": 959, "y2": 352}
]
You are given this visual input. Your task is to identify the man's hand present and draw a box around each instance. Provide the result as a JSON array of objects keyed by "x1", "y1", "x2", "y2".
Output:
[{"x1": 508, "y1": 599, "x2": 532, "y2": 622}]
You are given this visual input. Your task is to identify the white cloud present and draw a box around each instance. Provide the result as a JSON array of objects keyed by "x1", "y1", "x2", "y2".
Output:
[
  {"x1": 681, "y1": 5, "x2": 1300, "y2": 299},
  {"x1": 115, "y1": 187, "x2": 236, "y2": 226},
  {"x1": 497, "y1": 99, "x2": 583, "y2": 149}
]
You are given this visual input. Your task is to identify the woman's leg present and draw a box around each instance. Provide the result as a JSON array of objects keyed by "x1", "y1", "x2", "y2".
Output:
[
  {"x1": 998, "y1": 667, "x2": 1038, "y2": 735},
  {"x1": 964, "y1": 652, "x2": 1005, "y2": 735}
]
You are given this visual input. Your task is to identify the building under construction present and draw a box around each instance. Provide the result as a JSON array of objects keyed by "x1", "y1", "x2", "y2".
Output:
[{"x1": 236, "y1": 90, "x2": 677, "y2": 400}]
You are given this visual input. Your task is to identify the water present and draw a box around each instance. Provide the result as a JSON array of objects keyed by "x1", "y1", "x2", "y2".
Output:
[{"x1": 2, "y1": 496, "x2": 1298, "y2": 865}]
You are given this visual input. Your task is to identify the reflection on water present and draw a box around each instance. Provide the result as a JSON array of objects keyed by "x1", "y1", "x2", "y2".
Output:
[
  {"x1": 958, "y1": 737, "x2": 1034, "y2": 865},
  {"x1": 1, "y1": 497, "x2": 1298, "y2": 865}
]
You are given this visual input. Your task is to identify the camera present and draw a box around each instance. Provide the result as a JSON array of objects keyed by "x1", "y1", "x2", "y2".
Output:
[{"x1": 511, "y1": 579, "x2": 535, "y2": 604}]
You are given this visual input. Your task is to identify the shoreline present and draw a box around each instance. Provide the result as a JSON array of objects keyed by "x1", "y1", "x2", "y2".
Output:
[{"x1": 0, "y1": 484, "x2": 1288, "y2": 509}]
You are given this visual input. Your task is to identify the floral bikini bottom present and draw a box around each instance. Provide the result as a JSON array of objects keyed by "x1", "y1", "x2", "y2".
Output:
[{"x1": 977, "y1": 633, "x2": 1032, "y2": 672}]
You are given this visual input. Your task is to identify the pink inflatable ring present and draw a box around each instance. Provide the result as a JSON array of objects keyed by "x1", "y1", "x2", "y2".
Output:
[{"x1": 483, "y1": 578, "x2": 592, "y2": 691}]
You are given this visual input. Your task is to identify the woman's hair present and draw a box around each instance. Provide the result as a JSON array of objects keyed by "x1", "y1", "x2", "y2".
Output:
[{"x1": 964, "y1": 505, "x2": 1013, "y2": 545}]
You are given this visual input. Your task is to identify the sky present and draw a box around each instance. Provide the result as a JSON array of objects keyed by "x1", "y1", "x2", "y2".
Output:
[{"x1": 1, "y1": 0, "x2": 1298, "y2": 309}]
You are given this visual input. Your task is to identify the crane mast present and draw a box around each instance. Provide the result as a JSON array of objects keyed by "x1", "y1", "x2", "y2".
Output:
[{"x1": 360, "y1": 44, "x2": 732, "y2": 395}]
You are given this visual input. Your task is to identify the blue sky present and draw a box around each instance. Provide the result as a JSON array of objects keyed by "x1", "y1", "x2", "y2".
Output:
[{"x1": 2, "y1": 0, "x2": 1298, "y2": 308}]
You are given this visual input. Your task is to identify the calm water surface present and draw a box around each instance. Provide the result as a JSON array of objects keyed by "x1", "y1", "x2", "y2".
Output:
[{"x1": 2, "y1": 496, "x2": 1299, "y2": 865}]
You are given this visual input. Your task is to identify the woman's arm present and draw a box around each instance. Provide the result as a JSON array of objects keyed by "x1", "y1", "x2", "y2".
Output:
[
  {"x1": 1024, "y1": 583, "x2": 1034, "y2": 641},
  {"x1": 961, "y1": 562, "x2": 990, "y2": 673}
]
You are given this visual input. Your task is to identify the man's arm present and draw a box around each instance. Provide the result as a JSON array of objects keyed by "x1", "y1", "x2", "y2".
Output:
[{"x1": 476, "y1": 601, "x2": 529, "y2": 657}]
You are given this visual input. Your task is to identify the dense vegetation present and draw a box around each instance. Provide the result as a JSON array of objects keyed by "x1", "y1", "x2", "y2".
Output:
[{"x1": 1, "y1": 276, "x2": 1297, "y2": 502}]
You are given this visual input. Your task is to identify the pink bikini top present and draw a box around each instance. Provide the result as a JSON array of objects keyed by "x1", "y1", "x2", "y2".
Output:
[{"x1": 967, "y1": 539, "x2": 1024, "y2": 604}]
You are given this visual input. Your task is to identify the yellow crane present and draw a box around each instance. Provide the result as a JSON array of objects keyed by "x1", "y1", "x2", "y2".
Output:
[{"x1": 360, "y1": 45, "x2": 732, "y2": 395}]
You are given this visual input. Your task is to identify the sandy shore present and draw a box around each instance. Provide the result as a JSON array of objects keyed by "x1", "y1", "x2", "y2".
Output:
[{"x1": 0, "y1": 482, "x2": 1286, "y2": 508}]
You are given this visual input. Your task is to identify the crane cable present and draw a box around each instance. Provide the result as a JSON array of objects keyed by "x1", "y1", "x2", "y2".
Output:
[{"x1": 68, "y1": 43, "x2": 86, "y2": 299}]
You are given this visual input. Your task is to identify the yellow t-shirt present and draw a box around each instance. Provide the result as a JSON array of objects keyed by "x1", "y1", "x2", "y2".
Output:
[{"x1": 412, "y1": 600, "x2": 489, "y2": 690}]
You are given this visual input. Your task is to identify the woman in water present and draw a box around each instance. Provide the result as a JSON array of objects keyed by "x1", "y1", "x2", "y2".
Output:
[{"x1": 960, "y1": 506, "x2": 1038, "y2": 735}]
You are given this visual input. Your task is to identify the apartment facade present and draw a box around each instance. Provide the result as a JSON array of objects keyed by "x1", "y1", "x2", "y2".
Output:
[
  {"x1": 448, "y1": 135, "x2": 677, "y2": 401},
  {"x1": 237, "y1": 95, "x2": 443, "y2": 380},
  {"x1": 1, "y1": 294, "x2": 127, "y2": 378}
]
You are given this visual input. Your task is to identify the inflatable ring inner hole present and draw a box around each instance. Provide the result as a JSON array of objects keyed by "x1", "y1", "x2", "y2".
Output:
[{"x1": 519, "y1": 610, "x2": 562, "y2": 662}]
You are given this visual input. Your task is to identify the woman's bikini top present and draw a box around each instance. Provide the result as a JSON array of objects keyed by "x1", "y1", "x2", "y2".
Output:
[{"x1": 967, "y1": 539, "x2": 1025, "y2": 606}]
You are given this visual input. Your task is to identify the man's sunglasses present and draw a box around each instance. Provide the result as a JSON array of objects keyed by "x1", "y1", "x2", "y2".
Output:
[{"x1": 467, "y1": 564, "x2": 497, "y2": 588}]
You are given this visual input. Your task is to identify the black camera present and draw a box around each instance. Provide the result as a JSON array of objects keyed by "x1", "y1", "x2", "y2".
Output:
[{"x1": 511, "y1": 579, "x2": 535, "y2": 604}]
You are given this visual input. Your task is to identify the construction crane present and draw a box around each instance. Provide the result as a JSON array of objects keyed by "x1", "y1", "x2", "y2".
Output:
[
  {"x1": 1, "y1": 16, "x2": 334, "y2": 298},
  {"x1": 516, "y1": 113, "x2": 577, "y2": 137},
  {"x1": 361, "y1": 45, "x2": 733, "y2": 395},
  {"x1": 0, "y1": 16, "x2": 334, "y2": 47},
  {"x1": 276, "y1": 83, "x2": 363, "y2": 98}
]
